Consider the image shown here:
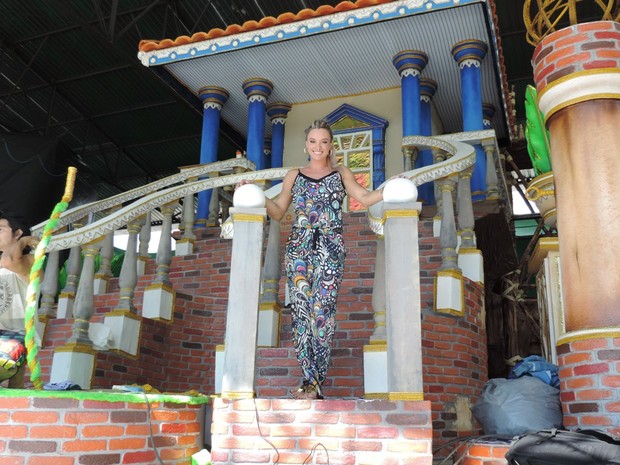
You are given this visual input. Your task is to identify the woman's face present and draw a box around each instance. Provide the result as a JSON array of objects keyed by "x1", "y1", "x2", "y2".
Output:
[{"x1": 305, "y1": 128, "x2": 332, "y2": 163}]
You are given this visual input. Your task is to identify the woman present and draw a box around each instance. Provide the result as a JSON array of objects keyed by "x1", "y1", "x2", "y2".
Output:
[{"x1": 263, "y1": 119, "x2": 384, "y2": 399}]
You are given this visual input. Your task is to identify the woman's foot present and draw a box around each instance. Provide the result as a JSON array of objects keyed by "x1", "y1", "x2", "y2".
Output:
[{"x1": 291, "y1": 381, "x2": 324, "y2": 399}]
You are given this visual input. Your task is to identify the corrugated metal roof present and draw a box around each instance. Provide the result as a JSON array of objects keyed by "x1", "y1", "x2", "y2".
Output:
[{"x1": 0, "y1": 0, "x2": 570, "y2": 204}]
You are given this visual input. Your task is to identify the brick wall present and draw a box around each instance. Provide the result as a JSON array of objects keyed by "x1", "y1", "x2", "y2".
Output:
[
  {"x1": 557, "y1": 337, "x2": 620, "y2": 435},
  {"x1": 532, "y1": 20, "x2": 620, "y2": 89},
  {"x1": 210, "y1": 398, "x2": 433, "y2": 465},
  {"x1": 36, "y1": 212, "x2": 487, "y2": 449},
  {"x1": 0, "y1": 392, "x2": 206, "y2": 465},
  {"x1": 454, "y1": 441, "x2": 512, "y2": 465}
]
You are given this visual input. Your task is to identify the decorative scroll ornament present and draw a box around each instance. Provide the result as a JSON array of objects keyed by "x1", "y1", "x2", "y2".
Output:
[
  {"x1": 459, "y1": 58, "x2": 481, "y2": 69},
  {"x1": 203, "y1": 101, "x2": 223, "y2": 110},
  {"x1": 400, "y1": 68, "x2": 421, "y2": 78},
  {"x1": 248, "y1": 95, "x2": 267, "y2": 103}
]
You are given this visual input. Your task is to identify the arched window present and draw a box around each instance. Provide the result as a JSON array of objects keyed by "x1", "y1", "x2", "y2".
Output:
[{"x1": 325, "y1": 104, "x2": 388, "y2": 211}]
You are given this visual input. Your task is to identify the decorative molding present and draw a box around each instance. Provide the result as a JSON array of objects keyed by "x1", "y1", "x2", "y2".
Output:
[
  {"x1": 138, "y1": 0, "x2": 474, "y2": 67},
  {"x1": 32, "y1": 158, "x2": 255, "y2": 235}
]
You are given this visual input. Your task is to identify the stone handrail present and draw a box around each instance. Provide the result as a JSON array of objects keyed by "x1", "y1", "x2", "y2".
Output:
[
  {"x1": 367, "y1": 134, "x2": 478, "y2": 235},
  {"x1": 31, "y1": 158, "x2": 256, "y2": 236},
  {"x1": 45, "y1": 167, "x2": 285, "y2": 252}
]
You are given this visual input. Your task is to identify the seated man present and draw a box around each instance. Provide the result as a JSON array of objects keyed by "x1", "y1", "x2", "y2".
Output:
[{"x1": 0, "y1": 212, "x2": 38, "y2": 387}]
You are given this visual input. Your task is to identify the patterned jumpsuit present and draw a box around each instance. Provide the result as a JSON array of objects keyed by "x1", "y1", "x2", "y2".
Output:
[{"x1": 285, "y1": 170, "x2": 346, "y2": 389}]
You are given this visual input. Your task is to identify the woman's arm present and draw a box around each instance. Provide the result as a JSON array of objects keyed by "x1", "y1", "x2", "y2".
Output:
[
  {"x1": 264, "y1": 169, "x2": 296, "y2": 221},
  {"x1": 338, "y1": 166, "x2": 384, "y2": 207}
]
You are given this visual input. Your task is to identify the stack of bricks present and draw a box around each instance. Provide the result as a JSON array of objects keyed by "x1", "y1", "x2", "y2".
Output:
[
  {"x1": 0, "y1": 393, "x2": 206, "y2": 464},
  {"x1": 210, "y1": 397, "x2": 433, "y2": 465},
  {"x1": 453, "y1": 440, "x2": 512, "y2": 465},
  {"x1": 558, "y1": 338, "x2": 620, "y2": 436}
]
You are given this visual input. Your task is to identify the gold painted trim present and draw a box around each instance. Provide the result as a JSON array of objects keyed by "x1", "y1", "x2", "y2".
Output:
[
  {"x1": 388, "y1": 392, "x2": 424, "y2": 401},
  {"x1": 233, "y1": 213, "x2": 265, "y2": 223},
  {"x1": 458, "y1": 247, "x2": 480, "y2": 255},
  {"x1": 106, "y1": 309, "x2": 142, "y2": 321},
  {"x1": 538, "y1": 68, "x2": 620, "y2": 97},
  {"x1": 58, "y1": 292, "x2": 76, "y2": 300},
  {"x1": 216, "y1": 344, "x2": 225, "y2": 352},
  {"x1": 363, "y1": 343, "x2": 387, "y2": 352},
  {"x1": 528, "y1": 237, "x2": 559, "y2": 274},
  {"x1": 54, "y1": 342, "x2": 98, "y2": 355},
  {"x1": 383, "y1": 210, "x2": 419, "y2": 220},
  {"x1": 434, "y1": 270, "x2": 465, "y2": 316},
  {"x1": 364, "y1": 393, "x2": 389, "y2": 400},
  {"x1": 557, "y1": 327, "x2": 620, "y2": 346},
  {"x1": 144, "y1": 282, "x2": 175, "y2": 293},
  {"x1": 175, "y1": 238, "x2": 195, "y2": 245},
  {"x1": 221, "y1": 391, "x2": 255, "y2": 400},
  {"x1": 545, "y1": 92, "x2": 620, "y2": 121}
]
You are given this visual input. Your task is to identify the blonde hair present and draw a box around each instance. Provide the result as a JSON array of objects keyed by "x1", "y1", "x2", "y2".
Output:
[{"x1": 304, "y1": 119, "x2": 338, "y2": 168}]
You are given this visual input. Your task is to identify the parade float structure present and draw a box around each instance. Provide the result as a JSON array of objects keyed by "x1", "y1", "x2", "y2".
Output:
[{"x1": 0, "y1": 1, "x2": 618, "y2": 464}]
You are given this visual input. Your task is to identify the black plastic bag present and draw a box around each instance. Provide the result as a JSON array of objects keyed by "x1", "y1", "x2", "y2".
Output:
[
  {"x1": 505, "y1": 429, "x2": 620, "y2": 464},
  {"x1": 472, "y1": 377, "x2": 562, "y2": 435}
]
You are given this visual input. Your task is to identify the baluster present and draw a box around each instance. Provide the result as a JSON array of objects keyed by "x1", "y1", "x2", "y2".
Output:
[
  {"x1": 57, "y1": 218, "x2": 85, "y2": 318},
  {"x1": 50, "y1": 239, "x2": 103, "y2": 390},
  {"x1": 94, "y1": 229, "x2": 114, "y2": 294},
  {"x1": 435, "y1": 177, "x2": 464, "y2": 315},
  {"x1": 176, "y1": 182, "x2": 196, "y2": 256},
  {"x1": 457, "y1": 168, "x2": 484, "y2": 284},
  {"x1": 484, "y1": 142, "x2": 499, "y2": 200},
  {"x1": 208, "y1": 171, "x2": 220, "y2": 227},
  {"x1": 103, "y1": 216, "x2": 145, "y2": 357},
  {"x1": 137, "y1": 211, "x2": 151, "y2": 276},
  {"x1": 432, "y1": 149, "x2": 446, "y2": 237},
  {"x1": 68, "y1": 241, "x2": 103, "y2": 345},
  {"x1": 142, "y1": 202, "x2": 177, "y2": 321},
  {"x1": 370, "y1": 237, "x2": 386, "y2": 342},
  {"x1": 38, "y1": 250, "x2": 60, "y2": 344},
  {"x1": 402, "y1": 144, "x2": 417, "y2": 172}
]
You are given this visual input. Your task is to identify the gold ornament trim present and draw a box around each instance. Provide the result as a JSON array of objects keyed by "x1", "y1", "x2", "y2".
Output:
[{"x1": 388, "y1": 392, "x2": 424, "y2": 401}]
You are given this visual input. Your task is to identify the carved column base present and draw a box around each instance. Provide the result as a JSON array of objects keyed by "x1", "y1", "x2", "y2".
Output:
[
  {"x1": 215, "y1": 344, "x2": 225, "y2": 395},
  {"x1": 50, "y1": 342, "x2": 96, "y2": 389},
  {"x1": 175, "y1": 238, "x2": 195, "y2": 256},
  {"x1": 137, "y1": 257, "x2": 149, "y2": 276},
  {"x1": 142, "y1": 283, "x2": 176, "y2": 322},
  {"x1": 433, "y1": 216, "x2": 441, "y2": 237},
  {"x1": 103, "y1": 310, "x2": 142, "y2": 357},
  {"x1": 363, "y1": 341, "x2": 388, "y2": 399},
  {"x1": 37, "y1": 315, "x2": 53, "y2": 347},
  {"x1": 56, "y1": 293, "x2": 75, "y2": 319},
  {"x1": 458, "y1": 248, "x2": 484, "y2": 285},
  {"x1": 435, "y1": 269, "x2": 464, "y2": 316},
  {"x1": 93, "y1": 274, "x2": 111, "y2": 295},
  {"x1": 257, "y1": 303, "x2": 281, "y2": 347}
]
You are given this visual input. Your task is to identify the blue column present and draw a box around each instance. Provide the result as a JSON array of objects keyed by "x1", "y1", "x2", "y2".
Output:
[
  {"x1": 263, "y1": 137, "x2": 272, "y2": 170},
  {"x1": 197, "y1": 86, "x2": 229, "y2": 226},
  {"x1": 482, "y1": 102, "x2": 495, "y2": 129},
  {"x1": 392, "y1": 50, "x2": 428, "y2": 171},
  {"x1": 418, "y1": 78, "x2": 437, "y2": 206},
  {"x1": 451, "y1": 39, "x2": 488, "y2": 200},
  {"x1": 266, "y1": 102, "x2": 291, "y2": 185},
  {"x1": 242, "y1": 78, "x2": 273, "y2": 171}
]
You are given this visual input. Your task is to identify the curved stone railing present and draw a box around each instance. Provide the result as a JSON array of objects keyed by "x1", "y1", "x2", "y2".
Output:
[
  {"x1": 367, "y1": 134, "x2": 477, "y2": 235},
  {"x1": 31, "y1": 158, "x2": 256, "y2": 236}
]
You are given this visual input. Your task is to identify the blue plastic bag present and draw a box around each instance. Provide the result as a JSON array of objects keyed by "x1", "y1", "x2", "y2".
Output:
[{"x1": 509, "y1": 355, "x2": 560, "y2": 388}]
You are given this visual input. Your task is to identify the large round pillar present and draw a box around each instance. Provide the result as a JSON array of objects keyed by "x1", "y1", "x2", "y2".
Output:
[
  {"x1": 451, "y1": 40, "x2": 488, "y2": 200},
  {"x1": 418, "y1": 78, "x2": 437, "y2": 205},
  {"x1": 242, "y1": 78, "x2": 273, "y2": 171},
  {"x1": 532, "y1": 20, "x2": 620, "y2": 433},
  {"x1": 392, "y1": 50, "x2": 428, "y2": 170},
  {"x1": 266, "y1": 102, "x2": 292, "y2": 172},
  {"x1": 197, "y1": 86, "x2": 229, "y2": 226}
]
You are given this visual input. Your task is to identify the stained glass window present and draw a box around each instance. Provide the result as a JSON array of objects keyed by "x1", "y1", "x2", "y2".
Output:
[{"x1": 332, "y1": 129, "x2": 373, "y2": 212}]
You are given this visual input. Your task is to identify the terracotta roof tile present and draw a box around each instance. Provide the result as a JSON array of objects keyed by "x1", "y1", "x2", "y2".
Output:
[{"x1": 138, "y1": 0, "x2": 396, "y2": 52}]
